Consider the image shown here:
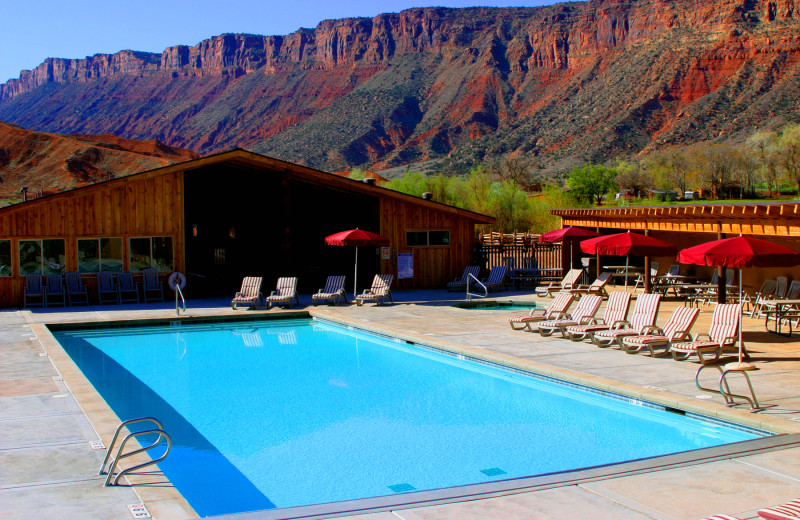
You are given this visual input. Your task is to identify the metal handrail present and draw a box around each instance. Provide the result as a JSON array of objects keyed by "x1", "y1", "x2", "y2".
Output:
[
  {"x1": 466, "y1": 273, "x2": 488, "y2": 301},
  {"x1": 175, "y1": 284, "x2": 186, "y2": 315},
  {"x1": 99, "y1": 417, "x2": 171, "y2": 486}
]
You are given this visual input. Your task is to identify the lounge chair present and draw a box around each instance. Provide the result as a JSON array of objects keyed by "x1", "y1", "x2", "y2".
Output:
[
  {"x1": 446, "y1": 266, "x2": 481, "y2": 292},
  {"x1": 65, "y1": 272, "x2": 89, "y2": 306},
  {"x1": 482, "y1": 265, "x2": 508, "y2": 292},
  {"x1": 565, "y1": 291, "x2": 632, "y2": 342},
  {"x1": 312, "y1": 275, "x2": 347, "y2": 305},
  {"x1": 45, "y1": 275, "x2": 65, "y2": 307},
  {"x1": 231, "y1": 276, "x2": 263, "y2": 310},
  {"x1": 117, "y1": 272, "x2": 139, "y2": 304},
  {"x1": 591, "y1": 293, "x2": 662, "y2": 348},
  {"x1": 23, "y1": 274, "x2": 44, "y2": 308},
  {"x1": 568, "y1": 271, "x2": 611, "y2": 298},
  {"x1": 535, "y1": 268, "x2": 582, "y2": 297},
  {"x1": 508, "y1": 291, "x2": 575, "y2": 331},
  {"x1": 757, "y1": 497, "x2": 800, "y2": 519},
  {"x1": 264, "y1": 277, "x2": 299, "y2": 309},
  {"x1": 749, "y1": 278, "x2": 777, "y2": 318},
  {"x1": 355, "y1": 274, "x2": 394, "y2": 306},
  {"x1": 669, "y1": 303, "x2": 742, "y2": 363},
  {"x1": 620, "y1": 306, "x2": 701, "y2": 356},
  {"x1": 141, "y1": 268, "x2": 164, "y2": 303},
  {"x1": 97, "y1": 271, "x2": 118, "y2": 305},
  {"x1": 537, "y1": 294, "x2": 603, "y2": 337}
]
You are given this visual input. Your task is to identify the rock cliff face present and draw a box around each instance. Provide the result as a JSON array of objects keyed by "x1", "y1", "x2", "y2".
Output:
[
  {"x1": 0, "y1": 122, "x2": 197, "y2": 203},
  {"x1": 1, "y1": 0, "x2": 799, "y2": 172}
]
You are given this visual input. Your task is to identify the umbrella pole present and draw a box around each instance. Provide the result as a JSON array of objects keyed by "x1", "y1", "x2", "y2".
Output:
[
  {"x1": 624, "y1": 256, "x2": 629, "y2": 292},
  {"x1": 353, "y1": 247, "x2": 358, "y2": 302},
  {"x1": 727, "y1": 267, "x2": 755, "y2": 371}
]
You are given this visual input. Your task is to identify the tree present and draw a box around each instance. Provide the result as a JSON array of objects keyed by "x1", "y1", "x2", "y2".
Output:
[
  {"x1": 686, "y1": 143, "x2": 741, "y2": 199},
  {"x1": 566, "y1": 163, "x2": 618, "y2": 205},
  {"x1": 642, "y1": 146, "x2": 694, "y2": 196},
  {"x1": 776, "y1": 123, "x2": 800, "y2": 195},
  {"x1": 485, "y1": 154, "x2": 543, "y2": 191},
  {"x1": 747, "y1": 130, "x2": 780, "y2": 197},
  {"x1": 614, "y1": 160, "x2": 653, "y2": 198}
]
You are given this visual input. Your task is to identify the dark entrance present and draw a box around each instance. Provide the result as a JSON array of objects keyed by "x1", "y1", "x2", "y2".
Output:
[{"x1": 183, "y1": 164, "x2": 380, "y2": 298}]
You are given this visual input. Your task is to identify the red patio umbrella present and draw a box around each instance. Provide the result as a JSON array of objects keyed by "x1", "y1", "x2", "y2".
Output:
[
  {"x1": 540, "y1": 227, "x2": 600, "y2": 269},
  {"x1": 678, "y1": 235, "x2": 800, "y2": 370},
  {"x1": 580, "y1": 231, "x2": 677, "y2": 290},
  {"x1": 325, "y1": 228, "x2": 390, "y2": 300}
]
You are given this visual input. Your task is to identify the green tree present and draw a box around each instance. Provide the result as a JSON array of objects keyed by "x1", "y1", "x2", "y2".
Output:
[
  {"x1": 746, "y1": 130, "x2": 780, "y2": 197},
  {"x1": 566, "y1": 163, "x2": 618, "y2": 205},
  {"x1": 614, "y1": 159, "x2": 653, "y2": 198},
  {"x1": 776, "y1": 123, "x2": 800, "y2": 195}
]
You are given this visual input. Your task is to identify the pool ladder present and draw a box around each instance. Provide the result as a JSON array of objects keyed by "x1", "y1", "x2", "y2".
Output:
[
  {"x1": 466, "y1": 273, "x2": 488, "y2": 301},
  {"x1": 99, "y1": 417, "x2": 172, "y2": 486}
]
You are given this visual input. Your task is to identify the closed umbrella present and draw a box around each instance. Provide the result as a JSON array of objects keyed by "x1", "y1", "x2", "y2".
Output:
[
  {"x1": 678, "y1": 235, "x2": 800, "y2": 370},
  {"x1": 325, "y1": 228, "x2": 389, "y2": 301},
  {"x1": 540, "y1": 227, "x2": 600, "y2": 269},
  {"x1": 580, "y1": 231, "x2": 677, "y2": 290}
]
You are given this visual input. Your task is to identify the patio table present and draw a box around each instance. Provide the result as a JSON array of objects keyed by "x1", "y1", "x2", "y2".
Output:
[
  {"x1": 602, "y1": 265, "x2": 641, "y2": 286},
  {"x1": 759, "y1": 298, "x2": 800, "y2": 336}
]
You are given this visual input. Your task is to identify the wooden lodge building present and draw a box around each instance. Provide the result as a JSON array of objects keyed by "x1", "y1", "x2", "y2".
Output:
[{"x1": 0, "y1": 149, "x2": 494, "y2": 307}]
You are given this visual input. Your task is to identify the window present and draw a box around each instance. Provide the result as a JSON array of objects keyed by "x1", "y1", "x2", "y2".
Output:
[
  {"x1": 406, "y1": 230, "x2": 450, "y2": 247},
  {"x1": 77, "y1": 238, "x2": 123, "y2": 272},
  {"x1": 0, "y1": 240, "x2": 10, "y2": 276},
  {"x1": 129, "y1": 236, "x2": 174, "y2": 272},
  {"x1": 18, "y1": 239, "x2": 66, "y2": 275}
]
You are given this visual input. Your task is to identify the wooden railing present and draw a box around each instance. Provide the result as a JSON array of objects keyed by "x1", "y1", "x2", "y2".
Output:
[{"x1": 478, "y1": 243, "x2": 563, "y2": 271}]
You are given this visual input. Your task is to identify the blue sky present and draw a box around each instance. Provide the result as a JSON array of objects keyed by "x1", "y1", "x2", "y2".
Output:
[{"x1": 1, "y1": 0, "x2": 558, "y2": 84}]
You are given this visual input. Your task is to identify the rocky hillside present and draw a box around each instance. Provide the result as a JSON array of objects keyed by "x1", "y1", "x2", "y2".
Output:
[
  {"x1": 1, "y1": 0, "x2": 799, "y2": 174},
  {"x1": 0, "y1": 122, "x2": 197, "y2": 204}
]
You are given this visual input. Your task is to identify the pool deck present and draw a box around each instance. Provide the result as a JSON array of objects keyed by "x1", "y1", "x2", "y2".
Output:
[{"x1": 2, "y1": 289, "x2": 800, "y2": 520}]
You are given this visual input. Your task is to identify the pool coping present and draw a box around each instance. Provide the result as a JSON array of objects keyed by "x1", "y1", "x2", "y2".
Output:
[{"x1": 29, "y1": 309, "x2": 800, "y2": 520}]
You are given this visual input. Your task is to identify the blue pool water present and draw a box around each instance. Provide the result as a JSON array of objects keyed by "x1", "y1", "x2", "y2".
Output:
[{"x1": 53, "y1": 319, "x2": 761, "y2": 517}]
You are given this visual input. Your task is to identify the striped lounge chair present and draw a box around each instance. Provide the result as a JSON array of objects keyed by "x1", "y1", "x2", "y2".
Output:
[
  {"x1": 355, "y1": 274, "x2": 394, "y2": 306},
  {"x1": 565, "y1": 291, "x2": 632, "y2": 342},
  {"x1": 482, "y1": 265, "x2": 508, "y2": 292},
  {"x1": 758, "y1": 497, "x2": 800, "y2": 520},
  {"x1": 535, "y1": 268, "x2": 582, "y2": 298},
  {"x1": 312, "y1": 275, "x2": 347, "y2": 305},
  {"x1": 591, "y1": 293, "x2": 662, "y2": 348},
  {"x1": 567, "y1": 271, "x2": 611, "y2": 298},
  {"x1": 446, "y1": 266, "x2": 481, "y2": 292},
  {"x1": 264, "y1": 277, "x2": 299, "y2": 309},
  {"x1": 669, "y1": 303, "x2": 742, "y2": 364},
  {"x1": 537, "y1": 294, "x2": 603, "y2": 337},
  {"x1": 620, "y1": 306, "x2": 700, "y2": 356},
  {"x1": 231, "y1": 276, "x2": 263, "y2": 310},
  {"x1": 508, "y1": 291, "x2": 575, "y2": 331}
]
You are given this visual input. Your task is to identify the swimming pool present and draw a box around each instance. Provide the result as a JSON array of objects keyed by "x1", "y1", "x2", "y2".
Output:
[{"x1": 52, "y1": 318, "x2": 764, "y2": 517}]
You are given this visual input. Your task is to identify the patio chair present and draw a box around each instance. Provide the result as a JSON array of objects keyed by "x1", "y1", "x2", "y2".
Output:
[
  {"x1": 591, "y1": 293, "x2": 662, "y2": 348},
  {"x1": 537, "y1": 294, "x2": 603, "y2": 337},
  {"x1": 749, "y1": 279, "x2": 777, "y2": 318},
  {"x1": 23, "y1": 274, "x2": 44, "y2": 308},
  {"x1": 669, "y1": 303, "x2": 742, "y2": 363},
  {"x1": 312, "y1": 275, "x2": 347, "y2": 306},
  {"x1": 565, "y1": 291, "x2": 632, "y2": 342},
  {"x1": 508, "y1": 291, "x2": 575, "y2": 331},
  {"x1": 97, "y1": 271, "x2": 118, "y2": 305},
  {"x1": 45, "y1": 275, "x2": 65, "y2": 307},
  {"x1": 757, "y1": 497, "x2": 800, "y2": 519},
  {"x1": 264, "y1": 277, "x2": 300, "y2": 309},
  {"x1": 535, "y1": 268, "x2": 582, "y2": 298},
  {"x1": 355, "y1": 274, "x2": 394, "y2": 306},
  {"x1": 116, "y1": 272, "x2": 140, "y2": 304},
  {"x1": 482, "y1": 265, "x2": 508, "y2": 292},
  {"x1": 620, "y1": 306, "x2": 701, "y2": 356},
  {"x1": 141, "y1": 268, "x2": 164, "y2": 303},
  {"x1": 633, "y1": 261, "x2": 659, "y2": 293},
  {"x1": 231, "y1": 276, "x2": 263, "y2": 310},
  {"x1": 760, "y1": 279, "x2": 800, "y2": 325},
  {"x1": 446, "y1": 266, "x2": 481, "y2": 292},
  {"x1": 65, "y1": 272, "x2": 89, "y2": 306},
  {"x1": 568, "y1": 271, "x2": 611, "y2": 298}
]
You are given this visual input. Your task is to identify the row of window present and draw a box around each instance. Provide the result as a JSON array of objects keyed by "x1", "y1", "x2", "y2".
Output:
[{"x1": 0, "y1": 237, "x2": 174, "y2": 277}]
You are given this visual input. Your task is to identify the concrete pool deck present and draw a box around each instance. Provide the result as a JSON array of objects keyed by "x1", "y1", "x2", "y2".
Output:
[{"x1": 2, "y1": 289, "x2": 799, "y2": 520}]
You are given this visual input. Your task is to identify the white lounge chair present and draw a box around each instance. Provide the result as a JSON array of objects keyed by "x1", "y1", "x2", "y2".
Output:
[
  {"x1": 264, "y1": 277, "x2": 299, "y2": 309},
  {"x1": 508, "y1": 291, "x2": 575, "y2": 331},
  {"x1": 312, "y1": 275, "x2": 347, "y2": 305},
  {"x1": 537, "y1": 294, "x2": 603, "y2": 337},
  {"x1": 567, "y1": 271, "x2": 611, "y2": 298},
  {"x1": 565, "y1": 291, "x2": 632, "y2": 342},
  {"x1": 355, "y1": 274, "x2": 394, "y2": 306},
  {"x1": 536, "y1": 268, "x2": 582, "y2": 297},
  {"x1": 232, "y1": 276, "x2": 263, "y2": 310},
  {"x1": 591, "y1": 293, "x2": 662, "y2": 348},
  {"x1": 620, "y1": 306, "x2": 701, "y2": 356},
  {"x1": 669, "y1": 303, "x2": 743, "y2": 363}
]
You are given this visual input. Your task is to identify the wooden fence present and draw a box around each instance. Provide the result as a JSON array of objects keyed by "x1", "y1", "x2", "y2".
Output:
[{"x1": 478, "y1": 243, "x2": 563, "y2": 271}]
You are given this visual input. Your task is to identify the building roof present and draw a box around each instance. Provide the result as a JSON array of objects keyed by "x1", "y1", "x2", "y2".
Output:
[
  {"x1": 0, "y1": 148, "x2": 495, "y2": 224},
  {"x1": 551, "y1": 201, "x2": 800, "y2": 237}
]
